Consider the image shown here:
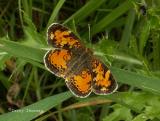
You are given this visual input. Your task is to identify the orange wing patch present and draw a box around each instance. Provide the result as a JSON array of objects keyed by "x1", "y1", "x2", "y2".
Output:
[
  {"x1": 72, "y1": 70, "x2": 92, "y2": 93},
  {"x1": 66, "y1": 69, "x2": 92, "y2": 97},
  {"x1": 92, "y1": 61, "x2": 111, "y2": 88},
  {"x1": 47, "y1": 24, "x2": 81, "y2": 49},
  {"x1": 44, "y1": 49, "x2": 72, "y2": 77},
  {"x1": 48, "y1": 49, "x2": 71, "y2": 69},
  {"x1": 91, "y1": 59, "x2": 117, "y2": 94},
  {"x1": 54, "y1": 30, "x2": 80, "y2": 48}
]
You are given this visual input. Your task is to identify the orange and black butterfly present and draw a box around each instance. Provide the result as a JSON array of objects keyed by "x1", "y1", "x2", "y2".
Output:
[{"x1": 44, "y1": 23, "x2": 118, "y2": 98}]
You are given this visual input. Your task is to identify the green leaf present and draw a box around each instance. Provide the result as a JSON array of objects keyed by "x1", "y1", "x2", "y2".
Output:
[
  {"x1": 132, "y1": 114, "x2": 148, "y2": 121},
  {"x1": 64, "y1": 0, "x2": 106, "y2": 24},
  {"x1": 47, "y1": 0, "x2": 65, "y2": 27},
  {"x1": 139, "y1": 20, "x2": 150, "y2": 55},
  {"x1": 0, "y1": 91, "x2": 72, "y2": 121},
  {"x1": 111, "y1": 67, "x2": 160, "y2": 95},
  {"x1": 0, "y1": 38, "x2": 45, "y2": 63},
  {"x1": 90, "y1": 0, "x2": 133, "y2": 36},
  {"x1": 120, "y1": 9, "x2": 136, "y2": 49},
  {"x1": 1, "y1": 38, "x2": 160, "y2": 96},
  {"x1": 100, "y1": 92, "x2": 160, "y2": 120},
  {"x1": 102, "y1": 104, "x2": 132, "y2": 121}
]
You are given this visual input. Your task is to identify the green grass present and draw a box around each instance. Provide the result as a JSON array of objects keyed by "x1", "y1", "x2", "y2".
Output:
[{"x1": 0, "y1": 0, "x2": 160, "y2": 121}]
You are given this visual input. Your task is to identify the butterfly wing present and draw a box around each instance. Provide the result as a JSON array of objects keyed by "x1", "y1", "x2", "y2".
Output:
[
  {"x1": 65, "y1": 64, "x2": 92, "y2": 98},
  {"x1": 47, "y1": 23, "x2": 82, "y2": 49},
  {"x1": 45, "y1": 23, "x2": 118, "y2": 97},
  {"x1": 44, "y1": 49, "x2": 73, "y2": 77},
  {"x1": 44, "y1": 49, "x2": 92, "y2": 98},
  {"x1": 45, "y1": 23, "x2": 92, "y2": 98},
  {"x1": 91, "y1": 59, "x2": 118, "y2": 95}
]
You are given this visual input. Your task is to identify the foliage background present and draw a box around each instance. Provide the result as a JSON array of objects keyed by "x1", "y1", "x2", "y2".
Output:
[{"x1": 0, "y1": 0, "x2": 160, "y2": 121}]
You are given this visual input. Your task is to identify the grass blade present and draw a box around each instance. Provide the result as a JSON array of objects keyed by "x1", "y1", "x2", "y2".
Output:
[
  {"x1": 0, "y1": 91, "x2": 72, "y2": 121},
  {"x1": 64, "y1": 0, "x2": 106, "y2": 24},
  {"x1": 111, "y1": 67, "x2": 160, "y2": 95},
  {"x1": 120, "y1": 9, "x2": 136, "y2": 49},
  {"x1": 90, "y1": 0, "x2": 133, "y2": 36},
  {"x1": 47, "y1": 0, "x2": 65, "y2": 27},
  {"x1": 0, "y1": 38, "x2": 45, "y2": 63},
  {"x1": 1, "y1": 38, "x2": 160, "y2": 95}
]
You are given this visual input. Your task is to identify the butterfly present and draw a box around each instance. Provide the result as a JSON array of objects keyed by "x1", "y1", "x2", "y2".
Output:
[{"x1": 44, "y1": 23, "x2": 118, "y2": 98}]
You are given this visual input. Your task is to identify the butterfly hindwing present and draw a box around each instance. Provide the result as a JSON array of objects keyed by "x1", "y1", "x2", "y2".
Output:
[
  {"x1": 65, "y1": 63, "x2": 92, "y2": 98},
  {"x1": 91, "y1": 59, "x2": 118, "y2": 95}
]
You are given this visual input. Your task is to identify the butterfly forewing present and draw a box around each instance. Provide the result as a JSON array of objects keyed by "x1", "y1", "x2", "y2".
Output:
[{"x1": 47, "y1": 23, "x2": 82, "y2": 49}]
